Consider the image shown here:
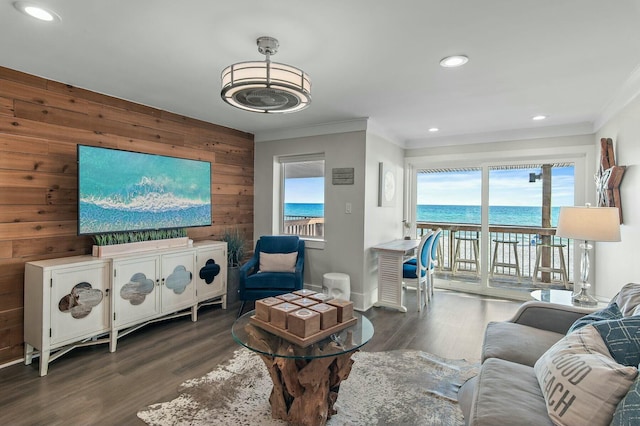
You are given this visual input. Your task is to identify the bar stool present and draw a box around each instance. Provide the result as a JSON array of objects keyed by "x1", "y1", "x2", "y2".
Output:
[
  {"x1": 532, "y1": 243, "x2": 569, "y2": 289},
  {"x1": 490, "y1": 239, "x2": 521, "y2": 281},
  {"x1": 453, "y1": 235, "x2": 480, "y2": 276}
]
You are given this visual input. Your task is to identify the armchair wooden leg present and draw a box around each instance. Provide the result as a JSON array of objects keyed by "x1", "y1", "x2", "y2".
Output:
[{"x1": 237, "y1": 301, "x2": 246, "y2": 319}]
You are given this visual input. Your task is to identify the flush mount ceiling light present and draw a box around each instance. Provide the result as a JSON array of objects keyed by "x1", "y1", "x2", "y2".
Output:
[
  {"x1": 221, "y1": 36, "x2": 311, "y2": 113},
  {"x1": 428, "y1": 127, "x2": 439, "y2": 132},
  {"x1": 439, "y1": 55, "x2": 469, "y2": 68},
  {"x1": 532, "y1": 115, "x2": 547, "y2": 121},
  {"x1": 13, "y1": 1, "x2": 61, "y2": 21}
]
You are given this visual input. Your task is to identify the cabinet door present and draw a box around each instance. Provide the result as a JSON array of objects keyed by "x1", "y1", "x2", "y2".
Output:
[
  {"x1": 160, "y1": 251, "x2": 196, "y2": 313},
  {"x1": 195, "y1": 246, "x2": 226, "y2": 301},
  {"x1": 50, "y1": 263, "x2": 110, "y2": 346},
  {"x1": 113, "y1": 256, "x2": 160, "y2": 328}
]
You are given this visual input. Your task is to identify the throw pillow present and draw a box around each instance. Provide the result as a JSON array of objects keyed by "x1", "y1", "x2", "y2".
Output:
[
  {"x1": 592, "y1": 316, "x2": 640, "y2": 367},
  {"x1": 567, "y1": 302, "x2": 622, "y2": 334},
  {"x1": 534, "y1": 325, "x2": 638, "y2": 426},
  {"x1": 610, "y1": 283, "x2": 640, "y2": 316},
  {"x1": 611, "y1": 374, "x2": 640, "y2": 426},
  {"x1": 259, "y1": 251, "x2": 297, "y2": 273}
]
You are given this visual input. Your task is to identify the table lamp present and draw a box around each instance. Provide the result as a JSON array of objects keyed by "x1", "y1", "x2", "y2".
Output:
[{"x1": 555, "y1": 204, "x2": 621, "y2": 306}]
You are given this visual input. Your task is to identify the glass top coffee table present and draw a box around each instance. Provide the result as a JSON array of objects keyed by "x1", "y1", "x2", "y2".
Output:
[{"x1": 232, "y1": 310, "x2": 374, "y2": 426}]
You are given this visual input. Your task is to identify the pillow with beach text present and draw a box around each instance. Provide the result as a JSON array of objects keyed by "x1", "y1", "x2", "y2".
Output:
[{"x1": 534, "y1": 325, "x2": 637, "y2": 426}]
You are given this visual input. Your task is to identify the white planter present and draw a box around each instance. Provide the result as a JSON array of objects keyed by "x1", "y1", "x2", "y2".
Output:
[{"x1": 92, "y1": 237, "x2": 190, "y2": 258}]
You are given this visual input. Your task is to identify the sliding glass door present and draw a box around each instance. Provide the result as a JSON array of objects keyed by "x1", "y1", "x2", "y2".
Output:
[{"x1": 409, "y1": 157, "x2": 580, "y2": 300}]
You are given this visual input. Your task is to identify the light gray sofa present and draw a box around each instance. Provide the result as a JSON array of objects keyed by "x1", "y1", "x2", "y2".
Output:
[{"x1": 458, "y1": 300, "x2": 604, "y2": 425}]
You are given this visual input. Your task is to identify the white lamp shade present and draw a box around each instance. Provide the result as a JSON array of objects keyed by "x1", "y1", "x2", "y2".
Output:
[{"x1": 556, "y1": 206, "x2": 621, "y2": 242}]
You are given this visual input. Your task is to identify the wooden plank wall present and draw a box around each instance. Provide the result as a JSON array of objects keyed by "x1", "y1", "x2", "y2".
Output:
[{"x1": 0, "y1": 66, "x2": 254, "y2": 365}]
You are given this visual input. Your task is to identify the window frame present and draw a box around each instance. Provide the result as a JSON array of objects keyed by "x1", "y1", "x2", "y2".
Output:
[{"x1": 278, "y1": 153, "x2": 326, "y2": 244}]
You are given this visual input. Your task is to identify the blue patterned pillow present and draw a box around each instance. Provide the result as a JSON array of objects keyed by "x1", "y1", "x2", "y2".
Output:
[
  {"x1": 592, "y1": 317, "x2": 640, "y2": 367},
  {"x1": 568, "y1": 302, "x2": 623, "y2": 334},
  {"x1": 611, "y1": 375, "x2": 640, "y2": 426}
]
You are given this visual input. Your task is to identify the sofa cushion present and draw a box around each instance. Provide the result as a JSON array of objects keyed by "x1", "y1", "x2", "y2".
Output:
[
  {"x1": 567, "y1": 302, "x2": 622, "y2": 334},
  {"x1": 534, "y1": 325, "x2": 638, "y2": 426},
  {"x1": 468, "y1": 358, "x2": 554, "y2": 426},
  {"x1": 592, "y1": 316, "x2": 640, "y2": 367},
  {"x1": 482, "y1": 321, "x2": 564, "y2": 367},
  {"x1": 611, "y1": 375, "x2": 640, "y2": 426}
]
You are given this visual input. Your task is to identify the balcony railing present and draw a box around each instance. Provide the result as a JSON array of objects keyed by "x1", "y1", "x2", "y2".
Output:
[
  {"x1": 283, "y1": 217, "x2": 573, "y2": 286},
  {"x1": 284, "y1": 216, "x2": 324, "y2": 238},
  {"x1": 417, "y1": 222, "x2": 574, "y2": 284}
]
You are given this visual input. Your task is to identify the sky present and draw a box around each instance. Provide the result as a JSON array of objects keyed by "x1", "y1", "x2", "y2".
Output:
[
  {"x1": 284, "y1": 177, "x2": 324, "y2": 203},
  {"x1": 284, "y1": 166, "x2": 576, "y2": 206},
  {"x1": 417, "y1": 166, "x2": 575, "y2": 206}
]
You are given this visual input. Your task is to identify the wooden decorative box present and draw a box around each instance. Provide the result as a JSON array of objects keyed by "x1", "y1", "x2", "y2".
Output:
[
  {"x1": 255, "y1": 297, "x2": 282, "y2": 322},
  {"x1": 327, "y1": 299, "x2": 354, "y2": 322},
  {"x1": 249, "y1": 297, "x2": 357, "y2": 347},
  {"x1": 309, "y1": 293, "x2": 333, "y2": 303},
  {"x1": 287, "y1": 309, "x2": 321, "y2": 337},
  {"x1": 309, "y1": 303, "x2": 338, "y2": 329},
  {"x1": 249, "y1": 315, "x2": 357, "y2": 347},
  {"x1": 293, "y1": 289, "x2": 317, "y2": 297},
  {"x1": 270, "y1": 302, "x2": 299, "y2": 329},
  {"x1": 291, "y1": 297, "x2": 318, "y2": 308},
  {"x1": 277, "y1": 293, "x2": 301, "y2": 303}
]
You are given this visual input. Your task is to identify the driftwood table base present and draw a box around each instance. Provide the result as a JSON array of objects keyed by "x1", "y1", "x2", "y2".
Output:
[
  {"x1": 237, "y1": 316, "x2": 373, "y2": 426},
  {"x1": 258, "y1": 349, "x2": 355, "y2": 426}
]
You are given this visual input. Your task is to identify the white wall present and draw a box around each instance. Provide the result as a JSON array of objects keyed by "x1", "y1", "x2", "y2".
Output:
[
  {"x1": 595, "y1": 94, "x2": 640, "y2": 298},
  {"x1": 363, "y1": 131, "x2": 405, "y2": 309},
  {"x1": 253, "y1": 131, "x2": 369, "y2": 309}
]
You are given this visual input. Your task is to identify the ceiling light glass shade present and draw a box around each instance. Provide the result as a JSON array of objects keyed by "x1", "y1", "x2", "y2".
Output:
[{"x1": 221, "y1": 59, "x2": 311, "y2": 113}]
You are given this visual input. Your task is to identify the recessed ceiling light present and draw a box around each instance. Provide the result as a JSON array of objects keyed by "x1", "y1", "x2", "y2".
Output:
[
  {"x1": 13, "y1": 2, "x2": 61, "y2": 22},
  {"x1": 532, "y1": 115, "x2": 547, "y2": 121},
  {"x1": 428, "y1": 127, "x2": 439, "y2": 132},
  {"x1": 439, "y1": 55, "x2": 469, "y2": 68}
]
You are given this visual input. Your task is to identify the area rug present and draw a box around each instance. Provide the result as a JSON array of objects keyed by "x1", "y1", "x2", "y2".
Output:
[{"x1": 137, "y1": 349, "x2": 478, "y2": 425}]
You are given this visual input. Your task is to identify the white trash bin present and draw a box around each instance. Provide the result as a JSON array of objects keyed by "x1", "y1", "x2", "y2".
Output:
[{"x1": 323, "y1": 272, "x2": 351, "y2": 301}]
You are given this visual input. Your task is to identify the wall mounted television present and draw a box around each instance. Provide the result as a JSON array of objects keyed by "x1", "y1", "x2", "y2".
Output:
[{"x1": 77, "y1": 145, "x2": 212, "y2": 235}]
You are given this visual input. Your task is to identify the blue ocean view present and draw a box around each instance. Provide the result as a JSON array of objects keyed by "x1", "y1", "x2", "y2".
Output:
[{"x1": 285, "y1": 203, "x2": 560, "y2": 226}]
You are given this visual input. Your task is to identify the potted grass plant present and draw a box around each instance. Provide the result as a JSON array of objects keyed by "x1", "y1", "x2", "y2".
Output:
[
  {"x1": 91, "y1": 228, "x2": 189, "y2": 257},
  {"x1": 222, "y1": 227, "x2": 246, "y2": 305}
]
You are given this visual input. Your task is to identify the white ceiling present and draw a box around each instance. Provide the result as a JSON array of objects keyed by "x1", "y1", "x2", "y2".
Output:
[{"x1": 2, "y1": 0, "x2": 640, "y2": 148}]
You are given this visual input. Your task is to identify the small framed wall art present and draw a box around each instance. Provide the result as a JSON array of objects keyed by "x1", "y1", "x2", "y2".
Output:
[{"x1": 378, "y1": 162, "x2": 396, "y2": 207}]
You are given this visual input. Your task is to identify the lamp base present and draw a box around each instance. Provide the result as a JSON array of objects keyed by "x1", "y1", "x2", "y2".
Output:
[{"x1": 572, "y1": 285, "x2": 598, "y2": 307}]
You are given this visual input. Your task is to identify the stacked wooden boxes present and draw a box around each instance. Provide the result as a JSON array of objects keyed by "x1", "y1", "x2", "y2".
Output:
[{"x1": 252, "y1": 290, "x2": 353, "y2": 339}]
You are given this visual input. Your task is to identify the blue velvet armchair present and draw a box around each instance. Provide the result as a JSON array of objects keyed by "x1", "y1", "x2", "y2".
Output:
[{"x1": 238, "y1": 235, "x2": 305, "y2": 317}]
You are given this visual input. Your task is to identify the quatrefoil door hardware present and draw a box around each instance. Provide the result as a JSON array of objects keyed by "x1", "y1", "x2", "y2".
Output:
[{"x1": 595, "y1": 138, "x2": 625, "y2": 223}]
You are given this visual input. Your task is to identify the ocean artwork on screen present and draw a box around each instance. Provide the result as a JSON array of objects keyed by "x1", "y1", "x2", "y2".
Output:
[{"x1": 78, "y1": 145, "x2": 212, "y2": 235}]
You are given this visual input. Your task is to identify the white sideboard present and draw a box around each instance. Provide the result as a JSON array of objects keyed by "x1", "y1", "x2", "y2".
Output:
[{"x1": 24, "y1": 240, "x2": 227, "y2": 376}]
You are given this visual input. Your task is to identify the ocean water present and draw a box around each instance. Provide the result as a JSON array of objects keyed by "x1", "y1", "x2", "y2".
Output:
[{"x1": 285, "y1": 203, "x2": 560, "y2": 227}]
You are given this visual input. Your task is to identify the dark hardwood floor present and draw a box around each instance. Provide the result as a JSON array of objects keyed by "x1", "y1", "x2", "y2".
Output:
[{"x1": 0, "y1": 290, "x2": 521, "y2": 425}]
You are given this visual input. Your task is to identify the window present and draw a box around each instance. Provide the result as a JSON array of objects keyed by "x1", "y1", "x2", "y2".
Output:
[{"x1": 279, "y1": 154, "x2": 325, "y2": 239}]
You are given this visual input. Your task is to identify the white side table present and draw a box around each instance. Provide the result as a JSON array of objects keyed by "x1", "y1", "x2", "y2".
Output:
[{"x1": 530, "y1": 289, "x2": 608, "y2": 311}]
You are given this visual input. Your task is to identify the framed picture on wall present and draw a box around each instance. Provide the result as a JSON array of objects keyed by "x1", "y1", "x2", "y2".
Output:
[{"x1": 378, "y1": 162, "x2": 396, "y2": 207}]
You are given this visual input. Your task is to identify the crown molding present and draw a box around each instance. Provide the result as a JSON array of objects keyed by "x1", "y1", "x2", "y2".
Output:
[
  {"x1": 594, "y1": 63, "x2": 640, "y2": 132},
  {"x1": 254, "y1": 118, "x2": 368, "y2": 142},
  {"x1": 404, "y1": 122, "x2": 594, "y2": 149}
]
